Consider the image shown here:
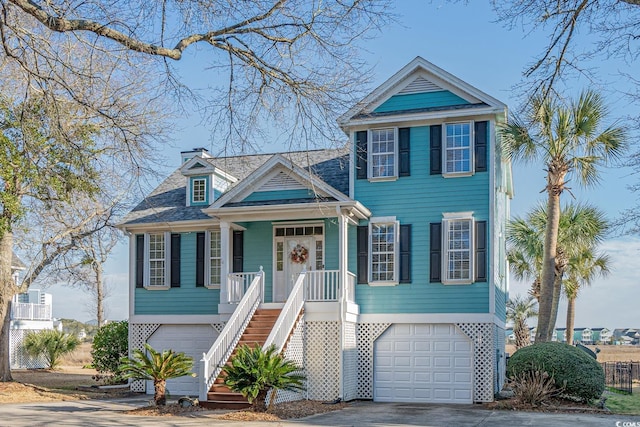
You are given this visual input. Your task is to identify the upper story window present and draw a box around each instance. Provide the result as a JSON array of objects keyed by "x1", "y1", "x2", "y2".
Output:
[
  {"x1": 356, "y1": 128, "x2": 410, "y2": 181},
  {"x1": 192, "y1": 178, "x2": 206, "y2": 203},
  {"x1": 369, "y1": 129, "x2": 397, "y2": 179},
  {"x1": 444, "y1": 122, "x2": 472, "y2": 175}
]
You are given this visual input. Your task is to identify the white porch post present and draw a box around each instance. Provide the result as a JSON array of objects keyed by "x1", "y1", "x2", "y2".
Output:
[
  {"x1": 337, "y1": 210, "x2": 349, "y2": 400},
  {"x1": 219, "y1": 221, "x2": 231, "y2": 304}
]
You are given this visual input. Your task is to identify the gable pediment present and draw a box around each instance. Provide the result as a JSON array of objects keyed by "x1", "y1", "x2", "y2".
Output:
[
  {"x1": 338, "y1": 56, "x2": 506, "y2": 126},
  {"x1": 208, "y1": 154, "x2": 351, "y2": 209}
]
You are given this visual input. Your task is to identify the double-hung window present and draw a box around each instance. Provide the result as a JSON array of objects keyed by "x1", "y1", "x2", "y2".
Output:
[
  {"x1": 444, "y1": 218, "x2": 472, "y2": 283},
  {"x1": 148, "y1": 233, "x2": 166, "y2": 286},
  {"x1": 369, "y1": 128, "x2": 397, "y2": 179},
  {"x1": 197, "y1": 230, "x2": 222, "y2": 288},
  {"x1": 444, "y1": 122, "x2": 473, "y2": 175},
  {"x1": 369, "y1": 218, "x2": 399, "y2": 284},
  {"x1": 209, "y1": 230, "x2": 222, "y2": 287},
  {"x1": 135, "y1": 232, "x2": 181, "y2": 289}
]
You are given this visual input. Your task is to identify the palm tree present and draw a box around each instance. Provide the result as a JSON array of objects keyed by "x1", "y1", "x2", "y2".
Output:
[
  {"x1": 119, "y1": 343, "x2": 194, "y2": 406},
  {"x1": 223, "y1": 344, "x2": 305, "y2": 412},
  {"x1": 502, "y1": 90, "x2": 625, "y2": 342},
  {"x1": 507, "y1": 203, "x2": 609, "y2": 339},
  {"x1": 564, "y1": 248, "x2": 610, "y2": 345},
  {"x1": 22, "y1": 329, "x2": 79, "y2": 370},
  {"x1": 507, "y1": 295, "x2": 538, "y2": 350}
]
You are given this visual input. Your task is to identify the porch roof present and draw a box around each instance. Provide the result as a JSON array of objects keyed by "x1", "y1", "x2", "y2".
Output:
[{"x1": 118, "y1": 147, "x2": 350, "y2": 228}]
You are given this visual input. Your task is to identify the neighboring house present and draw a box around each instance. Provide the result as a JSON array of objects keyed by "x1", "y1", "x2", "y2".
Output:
[
  {"x1": 591, "y1": 327, "x2": 612, "y2": 344},
  {"x1": 118, "y1": 57, "x2": 513, "y2": 405},
  {"x1": 10, "y1": 288, "x2": 59, "y2": 369},
  {"x1": 574, "y1": 328, "x2": 593, "y2": 345}
]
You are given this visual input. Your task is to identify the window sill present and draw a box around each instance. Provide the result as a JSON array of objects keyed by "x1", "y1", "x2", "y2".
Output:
[
  {"x1": 205, "y1": 284, "x2": 221, "y2": 290},
  {"x1": 442, "y1": 280, "x2": 473, "y2": 286},
  {"x1": 143, "y1": 285, "x2": 171, "y2": 290},
  {"x1": 367, "y1": 281, "x2": 399, "y2": 287},
  {"x1": 368, "y1": 176, "x2": 398, "y2": 182},
  {"x1": 442, "y1": 171, "x2": 474, "y2": 178}
]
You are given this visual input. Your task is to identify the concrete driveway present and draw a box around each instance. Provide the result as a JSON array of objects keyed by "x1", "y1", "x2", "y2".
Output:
[{"x1": 0, "y1": 397, "x2": 635, "y2": 427}]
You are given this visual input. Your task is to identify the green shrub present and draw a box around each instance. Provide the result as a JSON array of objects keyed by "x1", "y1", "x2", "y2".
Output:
[
  {"x1": 22, "y1": 329, "x2": 80, "y2": 369},
  {"x1": 91, "y1": 320, "x2": 128, "y2": 382},
  {"x1": 507, "y1": 342, "x2": 604, "y2": 402}
]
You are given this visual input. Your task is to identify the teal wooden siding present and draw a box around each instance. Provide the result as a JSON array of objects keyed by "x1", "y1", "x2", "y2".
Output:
[
  {"x1": 135, "y1": 232, "x2": 220, "y2": 315},
  {"x1": 242, "y1": 189, "x2": 316, "y2": 203},
  {"x1": 353, "y1": 125, "x2": 491, "y2": 314},
  {"x1": 374, "y1": 91, "x2": 470, "y2": 114}
]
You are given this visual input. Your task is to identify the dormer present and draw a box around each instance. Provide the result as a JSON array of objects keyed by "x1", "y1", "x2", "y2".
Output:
[
  {"x1": 179, "y1": 151, "x2": 237, "y2": 207},
  {"x1": 181, "y1": 147, "x2": 212, "y2": 163}
]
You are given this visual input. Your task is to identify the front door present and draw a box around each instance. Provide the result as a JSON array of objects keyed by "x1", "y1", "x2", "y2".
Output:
[{"x1": 273, "y1": 236, "x2": 314, "y2": 302}]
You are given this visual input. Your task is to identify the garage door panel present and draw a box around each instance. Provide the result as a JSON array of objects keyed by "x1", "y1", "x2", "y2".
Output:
[
  {"x1": 374, "y1": 324, "x2": 473, "y2": 404},
  {"x1": 147, "y1": 325, "x2": 218, "y2": 397}
]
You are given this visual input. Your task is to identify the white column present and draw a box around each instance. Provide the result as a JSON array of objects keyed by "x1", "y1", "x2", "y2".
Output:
[{"x1": 219, "y1": 221, "x2": 231, "y2": 304}]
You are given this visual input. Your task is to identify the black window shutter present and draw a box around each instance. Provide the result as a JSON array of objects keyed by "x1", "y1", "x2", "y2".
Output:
[
  {"x1": 475, "y1": 121, "x2": 488, "y2": 172},
  {"x1": 196, "y1": 232, "x2": 205, "y2": 287},
  {"x1": 233, "y1": 230, "x2": 244, "y2": 273},
  {"x1": 399, "y1": 128, "x2": 410, "y2": 177},
  {"x1": 356, "y1": 131, "x2": 368, "y2": 180},
  {"x1": 399, "y1": 224, "x2": 411, "y2": 283},
  {"x1": 430, "y1": 125, "x2": 442, "y2": 175},
  {"x1": 475, "y1": 221, "x2": 487, "y2": 282},
  {"x1": 135, "y1": 235, "x2": 144, "y2": 288},
  {"x1": 430, "y1": 223, "x2": 442, "y2": 282},
  {"x1": 170, "y1": 234, "x2": 181, "y2": 287},
  {"x1": 357, "y1": 226, "x2": 369, "y2": 284}
]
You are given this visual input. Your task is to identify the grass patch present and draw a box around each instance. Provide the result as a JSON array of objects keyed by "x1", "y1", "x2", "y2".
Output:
[{"x1": 606, "y1": 388, "x2": 640, "y2": 415}]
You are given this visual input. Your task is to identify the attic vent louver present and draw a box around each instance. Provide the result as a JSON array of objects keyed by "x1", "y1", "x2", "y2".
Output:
[
  {"x1": 259, "y1": 171, "x2": 305, "y2": 191},
  {"x1": 189, "y1": 162, "x2": 206, "y2": 169},
  {"x1": 399, "y1": 76, "x2": 442, "y2": 94}
]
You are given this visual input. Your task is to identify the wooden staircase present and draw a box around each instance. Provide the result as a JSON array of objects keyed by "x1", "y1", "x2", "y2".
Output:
[{"x1": 203, "y1": 308, "x2": 281, "y2": 409}]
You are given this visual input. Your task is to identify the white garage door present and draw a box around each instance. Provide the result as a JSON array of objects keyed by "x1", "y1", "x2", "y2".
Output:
[
  {"x1": 147, "y1": 325, "x2": 218, "y2": 397},
  {"x1": 374, "y1": 324, "x2": 473, "y2": 404}
]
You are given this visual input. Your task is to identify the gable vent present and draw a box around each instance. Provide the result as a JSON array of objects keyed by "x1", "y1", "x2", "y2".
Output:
[
  {"x1": 258, "y1": 171, "x2": 306, "y2": 191},
  {"x1": 189, "y1": 162, "x2": 207, "y2": 169},
  {"x1": 398, "y1": 76, "x2": 442, "y2": 94}
]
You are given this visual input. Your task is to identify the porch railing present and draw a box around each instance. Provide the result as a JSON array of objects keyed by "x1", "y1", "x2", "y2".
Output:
[
  {"x1": 264, "y1": 271, "x2": 305, "y2": 353},
  {"x1": 228, "y1": 270, "x2": 261, "y2": 303},
  {"x1": 200, "y1": 269, "x2": 263, "y2": 401},
  {"x1": 305, "y1": 270, "x2": 339, "y2": 301},
  {"x1": 11, "y1": 302, "x2": 52, "y2": 321}
]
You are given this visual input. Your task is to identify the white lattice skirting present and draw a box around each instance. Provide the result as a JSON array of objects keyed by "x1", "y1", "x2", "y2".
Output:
[
  {"x1": 305, "y1": 321, "x2": 340, "y2": 401},
  {"x1": 9, "y1": 329, "x2": 48, "y2": 369}
]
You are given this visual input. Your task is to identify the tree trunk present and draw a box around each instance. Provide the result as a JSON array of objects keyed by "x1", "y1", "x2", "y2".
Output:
[
  {"x1": 566, "y1": 296, "x2": 576, "y2": 346},
  {"x1": 253, "y1": 388, "x2": 269, "y2": 412},
  {"x1": 514, "y1": 318, "x2": 531, "y2": 350},
  {"x1": 154, "y1": 379, "x2": 167, "y2": 406},
  {"x1": 95, "y1": 262, "x2": 104, "y2": 327},
  {"x1": 0, "y1": 231, "x2": 16, "y2": 381},
  {"x1": 537, "y1": 188, "x2": 561, "y2": 342},
  {"x1": 546, "y1": 268, "x2": 564, "y2": 340}
]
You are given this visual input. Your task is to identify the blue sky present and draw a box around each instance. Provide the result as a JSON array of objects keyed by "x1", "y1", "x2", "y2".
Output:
[{"x1": 43, "y1": 1, "x2": 640, "y2": 329}]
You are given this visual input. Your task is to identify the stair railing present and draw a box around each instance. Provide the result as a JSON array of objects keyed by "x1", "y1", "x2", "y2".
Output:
[
  {"x1": 199, "y1": 267, "x2": 264, "y2": 401},
  {"x1": 263, "y1": 270, "x2": 306, "y2": 353}
]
